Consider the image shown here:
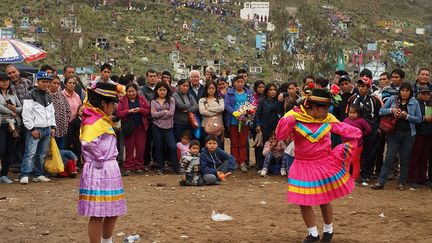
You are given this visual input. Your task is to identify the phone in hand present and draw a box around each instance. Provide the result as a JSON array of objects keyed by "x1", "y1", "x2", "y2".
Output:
[{"x1": 6, "y1": 99, "x2": 13, "y2": 105}]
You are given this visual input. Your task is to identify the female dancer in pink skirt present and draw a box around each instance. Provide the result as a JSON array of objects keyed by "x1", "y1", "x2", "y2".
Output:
[
  {"x1": 276, "y1": 88, "x2": 361, "y2": 243},
  {"x1": 78, "y1": 82, "x2": 127, "y2": 243}
]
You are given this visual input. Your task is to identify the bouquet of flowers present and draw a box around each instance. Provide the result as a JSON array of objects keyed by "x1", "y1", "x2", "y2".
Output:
[
  {"x1": 330, "y1": 84, "x2": 342, "y2": 104},
  {"x1": 232, "y1": 101, "x2": 256, "y2": 132}
]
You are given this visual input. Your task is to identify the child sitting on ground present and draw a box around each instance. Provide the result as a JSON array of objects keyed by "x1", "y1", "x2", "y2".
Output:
[
  {"x1": 200, "y1": 135, "x2": 236, "y2": 185},
  {"x1": 177, "y1": 130, "x2": 192, "y2": 161},
  {"x1": 179, "y1": 140, "x2": 203, "y2": 186},
  {"x1": 261, "y1": 131, "x2": 288, "y2": 176},
  {"x1": 58, "y1": 150, "x2": 78, "y2": 178}
]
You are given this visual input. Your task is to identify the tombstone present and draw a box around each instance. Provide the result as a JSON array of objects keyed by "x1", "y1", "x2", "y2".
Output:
[
  {"x1": 170, "y1": 50, "x2": 180, "y2": 63},
  {"x1": 38, "y1": 7, "x2": 46, "y2": 16},
  {"x1": 33, "y1": 17, "x2": 41, "y2": 24},
  {"x1": 20, "y1": 17, "x2": 30, "y2": 29},
  {"x1": 266, "y1": 22, "x2": 275, "y2": 31},
  {"x1": 250, "y1": 66, "x2": 262, "y2": 74},
  {"x1": 271, "y1": 55, "x2": 279, "y2": 65},
  {"x1": 125, "y1": 36, "x2": 134, "y2": 44},
  {"x1": 4, "y1": 18, "x2": 13, "y2": 28},
  {"x1": 191, "y1": 19, "x2": 198, "y2": 32},
  {"x1": 21, "y1": 6, "x2": 30, "y2": 15},
  {"x1": 182, "y1": 21, "x2": 189, "y2": 30}
]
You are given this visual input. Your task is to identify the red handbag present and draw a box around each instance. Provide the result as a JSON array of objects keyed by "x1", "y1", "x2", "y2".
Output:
[
  {"x1": 378, "y1": 115, "x2": 398, "y2": 134},
  {"x1": 379, "y1": 97, "x2": 399, "y2": 134}
]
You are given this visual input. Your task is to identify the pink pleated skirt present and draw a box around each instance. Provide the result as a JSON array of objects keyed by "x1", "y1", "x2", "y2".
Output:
[{"x1": 287, "y1": 142, "x2": 355, "y2": 206}]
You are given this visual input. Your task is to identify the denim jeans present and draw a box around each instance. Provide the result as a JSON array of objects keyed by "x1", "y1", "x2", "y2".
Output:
[
  {"x1": 203, "y1": 174, "x2": 219, "y2": 185},
  {"x1": 21, "y1": 127, "x2": 51, "y2": 177},
  {"x1": 378, "y1": 131, "x2": 415, "y2": 186},
  {"x1": 152, "y1": 125, "x2": 179, "y2": 172}
]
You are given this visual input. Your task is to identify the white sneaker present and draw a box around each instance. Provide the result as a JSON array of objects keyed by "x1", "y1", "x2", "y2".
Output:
[
  {"x1": 280, "y1": 168, "x2": 287, "y2": 176},
  {"x1": 260, "y1": 168, "x2": 268, "y2": 177},
  {"x1": 240, "y1": 163, "x2": 248, "y2": 172},
  {"x1": 20, "y1": 176, "x2": 29, "y2": 184},
  {"x1": 32, "y1": 175, "x2": 51, "y2": 182}
]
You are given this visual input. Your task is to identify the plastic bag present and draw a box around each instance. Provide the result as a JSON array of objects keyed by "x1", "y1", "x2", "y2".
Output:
[
  {"x1": 211, "y1": 210, "x2": 233, "y2": 221},
  {"x1": 44, "y1": 138, "x2": 65, "y2": 174}
]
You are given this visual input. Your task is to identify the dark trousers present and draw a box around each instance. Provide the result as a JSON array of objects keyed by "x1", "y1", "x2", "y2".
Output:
[
  {"x1": 55, "y1": 136, "x2": 64, "y2": 150},
  {"x1": 152, "y1": 125, "x2": 179, "y2": 172},
  {"x1": 0, "y1": 124, "x2": 15, "y2": 177},
  {"x1": 360, "y1": 129, "x2": 380, "y2": 179},
  {"x1": 408, "y1": 134, "x2": 431, "y2": 184},
  {"x1": 11, "y1": 125, "x2": 25, "y2": 170},
  {"x1": 429, "y1": 147, "x2": 432, "y2": 182},
  {"x1": 144, "y1": 123, "x2": 155, "y2": 167},
  {"x1": 378, "y1": 131, "x2": 415, "y2": 186},
  {"x1": 374, "y1": 132, "x2": 386, "y2": 175}
]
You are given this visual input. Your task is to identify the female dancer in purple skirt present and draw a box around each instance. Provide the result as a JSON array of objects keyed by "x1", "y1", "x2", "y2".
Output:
[{"x1": 78, "y1": 82, "x2": 127, "y2": 243}]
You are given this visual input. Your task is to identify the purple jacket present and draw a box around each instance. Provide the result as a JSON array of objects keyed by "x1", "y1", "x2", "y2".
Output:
[
  {"x1": 343, "y1": 117, "x2": 371, "y2": 146},
  {"x1": 223, "y1": 87, "x2": 254, "y2": 126}
]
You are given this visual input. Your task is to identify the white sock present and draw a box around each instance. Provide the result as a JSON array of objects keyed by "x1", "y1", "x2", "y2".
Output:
[
  {"x1": 323, "y1": 223, "x2": 333, "y2": 233},
  {"x1": 307, "y1": 226, "x2": 319, "y2": 237},
  {"x1": 101, "y1": 237, "x2": 113, "y2": 243}
]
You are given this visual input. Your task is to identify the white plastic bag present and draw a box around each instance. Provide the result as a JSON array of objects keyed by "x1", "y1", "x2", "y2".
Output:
[{"x1": 211, "y1": 210, "x2": 233, "y2": 222}]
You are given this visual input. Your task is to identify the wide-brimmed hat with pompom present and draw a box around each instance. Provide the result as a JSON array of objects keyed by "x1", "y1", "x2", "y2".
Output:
[{"x1": 307, "y1": 88, "x2": 332, "y2": 106}]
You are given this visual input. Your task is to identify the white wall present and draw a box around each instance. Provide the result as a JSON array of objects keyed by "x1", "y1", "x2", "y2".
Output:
[{"x1": 240, "y1": 2, "x2": 270, "y2": 20}]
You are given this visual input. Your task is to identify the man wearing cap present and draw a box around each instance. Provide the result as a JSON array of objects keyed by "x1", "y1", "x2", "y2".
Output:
[
  {"x1": 20, "y1": 71, "x2": 56, "y2": 184},
  {"x1": 334, "y1": 74, "x2": 358, "y2": 121},
  {"x1": 333, "y1": 70, "x2": 348, "y2": 85},
  {"x1": 347, "y1": 76, "x2": 382, "y2": 183},
  {"x1": 408, "y1": 85, "x2": 432, "y2": 187}
]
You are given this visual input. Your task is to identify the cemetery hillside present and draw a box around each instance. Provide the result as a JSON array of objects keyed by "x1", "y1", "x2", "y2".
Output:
[{"x1": 0, "y1": 0, "x2": 431, "y2": 81}]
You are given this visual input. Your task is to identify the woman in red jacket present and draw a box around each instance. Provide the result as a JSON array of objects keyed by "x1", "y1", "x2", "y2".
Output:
[{"x1": 117, "y1": 83, "x2": 150, "y2": 175}]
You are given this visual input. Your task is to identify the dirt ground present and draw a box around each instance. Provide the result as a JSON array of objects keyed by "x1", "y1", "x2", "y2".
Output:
[{"x1": 1, "y1": 170, "x2": 432, "y2": 243}]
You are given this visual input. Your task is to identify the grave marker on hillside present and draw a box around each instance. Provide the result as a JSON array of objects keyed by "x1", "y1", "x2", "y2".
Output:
[
  {"x1": 4, "y1": 18, "x2": 13, "y2": 28},
  {"x1": 20, "y1": 17, "x2": 30, "y2": 29}
]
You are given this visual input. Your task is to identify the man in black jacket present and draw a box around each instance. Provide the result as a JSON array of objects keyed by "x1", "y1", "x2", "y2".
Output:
[
  {"x1": 347, "y1": 77, "x2": 382, "y2": 182},
  {"x1": 334, "y1": 74, "x2": 358, "y2": 121}
]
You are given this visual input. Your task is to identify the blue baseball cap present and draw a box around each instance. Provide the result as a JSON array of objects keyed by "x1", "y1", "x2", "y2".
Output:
[{"x1": 36, "y1": 71, "x2": 53, "y2": 81}]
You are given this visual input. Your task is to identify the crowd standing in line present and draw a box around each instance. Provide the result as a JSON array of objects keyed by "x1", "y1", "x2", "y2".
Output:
[{"x1": 1, "y1": 62, "x2": 432, "y2": 242}]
